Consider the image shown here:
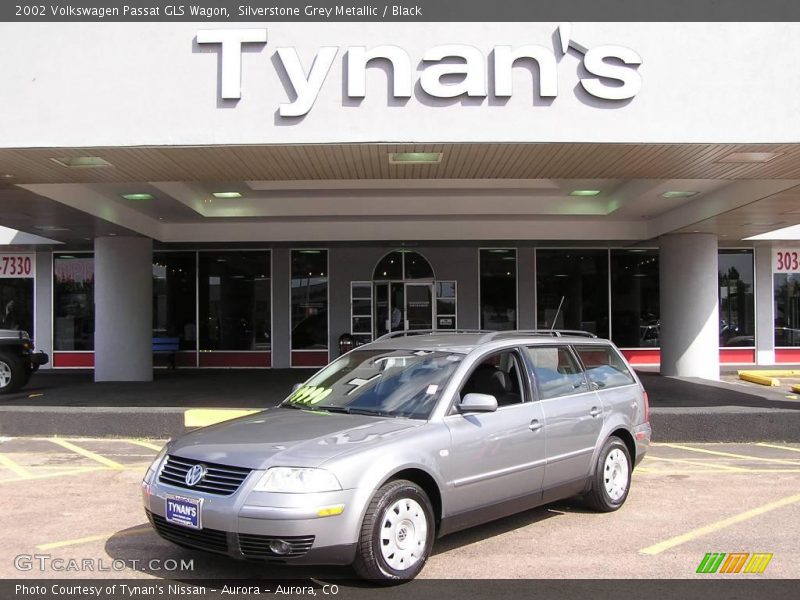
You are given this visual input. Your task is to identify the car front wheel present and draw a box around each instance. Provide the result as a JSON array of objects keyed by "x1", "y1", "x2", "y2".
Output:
[
  {"x1": 584, "y1": 436, "x2": 632, "y2": 512},
  {"x1": 353, "y1": 479, "x2": 435, "y2": 583}
]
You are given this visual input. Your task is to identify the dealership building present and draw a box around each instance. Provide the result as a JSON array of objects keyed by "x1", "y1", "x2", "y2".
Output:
[{"x1": 1, "y1": 21, "x2": 800, "y2": 382}]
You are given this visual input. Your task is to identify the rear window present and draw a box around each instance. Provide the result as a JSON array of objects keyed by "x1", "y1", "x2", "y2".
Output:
[{"x1": 574, "y1": 345, "x2": 635, "y2": 389}]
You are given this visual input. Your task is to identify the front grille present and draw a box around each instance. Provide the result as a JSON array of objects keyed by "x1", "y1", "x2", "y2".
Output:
[
  {"x1": 239, "y1": 534, "x2": 315, "y2": 559},
  {"x1": 146, "y1": 510, "x2": 229, "y2": 553},
  {"x1": 158, "y1": 455, "x2": 251, "y2": 496}
]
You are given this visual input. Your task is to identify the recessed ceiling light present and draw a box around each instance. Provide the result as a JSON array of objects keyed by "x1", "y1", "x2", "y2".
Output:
[
  {"x1": 0, "y1": 173, "x2": 14, "y2": 179},
  {"x1": 33, "y1": 225, "x2": 71, "y2": 232},
  {"x1": 569, "y1": 190, "x2": 601, "y2": 196},
  {"x1": 662, "y1": 191, "x2": 698, "y2": 198},
  {"x1": 718, "y1": 151, "x2": 783, "y2": 163},
  {"x1": 120, "y1": 193, "x2": 154, "y2": 201},
  {"x1": 388, "y1": 152, "x2": 443, "y2": 165},
  {"x1": 212, "y1": 191, "x2": 242, "y2": 199},
  {"x1": 50, "y1": 156, "x2": 112, "y2": 168},
  {"x1": 108, "y1": 233, "x2": 117, "y2": 236},
  {"x1": 744, "y1": 221, "x2": 783, "y2": 227}
]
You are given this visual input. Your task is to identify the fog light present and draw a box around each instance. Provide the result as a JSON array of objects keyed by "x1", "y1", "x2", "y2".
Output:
[{"x1": 268, "y1": 539, "x2": 292, "y2": 556}]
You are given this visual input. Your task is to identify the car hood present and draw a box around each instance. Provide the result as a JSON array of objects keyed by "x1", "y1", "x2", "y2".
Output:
[{"x1": 168, "y1": 407, "x2": 424, "y2": 470}]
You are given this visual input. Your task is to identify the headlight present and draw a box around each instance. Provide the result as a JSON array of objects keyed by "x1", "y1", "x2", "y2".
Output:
[
  {"x1": 143, "y1": 442, "x2": 170, "y2": 484},
  {"x1": 253, "y1": 467, "x2": 341, "y2": 493}
]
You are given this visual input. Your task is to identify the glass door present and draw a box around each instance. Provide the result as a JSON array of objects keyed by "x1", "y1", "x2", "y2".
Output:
[{"x1": 405, "y1": 283, "x2": 433, "y2": 330}]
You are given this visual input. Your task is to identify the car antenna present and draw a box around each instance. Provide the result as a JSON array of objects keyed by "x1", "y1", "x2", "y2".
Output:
[{"x1": 551, "y1": 296, "x2": 565, "y2": 331}]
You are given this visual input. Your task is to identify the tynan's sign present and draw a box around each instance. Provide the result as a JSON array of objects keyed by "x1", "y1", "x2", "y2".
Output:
[{"x1": 197, "y1": 23, "x2": 643, "y2": 117}]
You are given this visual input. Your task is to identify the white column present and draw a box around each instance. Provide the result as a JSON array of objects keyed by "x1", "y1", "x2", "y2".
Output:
[
  {"x1": 754, "y1": 244, "x2": 775, "y2": 365},
  {"x1": 94, "y1": 236, "x2": 152, "y2": 382},
  {"x1": 33, "y1": 249, "x2": 53, "y2": 368},
  {"x1": 659, "y1": 233, "x2": 719, "y2": 380}
]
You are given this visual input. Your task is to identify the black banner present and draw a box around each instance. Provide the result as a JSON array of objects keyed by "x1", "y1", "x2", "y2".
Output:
[
  {"x1": 3, "y1": 579, "x2": 798, "y2": 600},
  {"x1": 4, "y1": 0, "x2": 800, "y2": 22}
]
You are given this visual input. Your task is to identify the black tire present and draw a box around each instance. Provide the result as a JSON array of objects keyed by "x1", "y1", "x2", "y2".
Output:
[
  {"x1": 584, "y1": 436, "x2": 632, "y2": 512},
  {"x1": 0, "y1": 351, "x2": 27, "y2": 394},
  {"x1": 352, "y1": 479, "x2": 435, "y2": 583}
]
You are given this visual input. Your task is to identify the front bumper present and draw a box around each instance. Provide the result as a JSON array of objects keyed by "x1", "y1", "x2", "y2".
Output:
[{"x1": 142, "y1": 476, "x2": 362, "y2": 565}]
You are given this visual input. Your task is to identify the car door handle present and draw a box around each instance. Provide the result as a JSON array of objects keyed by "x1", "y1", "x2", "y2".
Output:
[
  {"x1": 529, "y1": 419, "x2": 543, "y2": 432},
  {"x1": 589, "y1": 406, "x2": 602, "y2": 418}
]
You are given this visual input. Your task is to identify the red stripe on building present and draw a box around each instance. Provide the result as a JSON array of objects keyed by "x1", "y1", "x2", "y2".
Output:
[
  {"x1": 620, "y1": 349, "x2": 660, "y2": 365},
  {"x1": 198, "y1": 352, "x2": 271, "y2": 367},
  {"x1": 776, "y1": 349, "x2": 800, "y2": 363},
  {"x1": 52, "y1": 352, "x2": 95, "y2": 368},
  {"x1": 719, "y1": 349, "x2": 756, "y2": 364},
  {"x1": 291, "y1": 351, "x2": 329, "y2": 367}
]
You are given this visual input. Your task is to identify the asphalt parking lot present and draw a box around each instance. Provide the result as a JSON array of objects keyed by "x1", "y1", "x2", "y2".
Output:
[{"x1": 0, "y1": 437, "x2": 798, "y2": 581}]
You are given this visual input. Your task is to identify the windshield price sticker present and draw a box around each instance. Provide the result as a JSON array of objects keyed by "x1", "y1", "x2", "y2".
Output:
[
  {"x1": 0, "y1": 254, "x2": 34, "y2": 278},
  {"x1": 774, "y1": 249, "x2": 800, "y2": 273}
]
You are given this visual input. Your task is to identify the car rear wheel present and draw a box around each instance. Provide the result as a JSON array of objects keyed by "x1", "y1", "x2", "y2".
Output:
[
  {"x1": 353, "y1": 479, "x2": 435, "y2": 583},
  {"x1": 584, "y1": 436, "x2": 632, "y2": 512},
  {"x1": 0, "y1": 351, "x2": 26, "y2": 394}
]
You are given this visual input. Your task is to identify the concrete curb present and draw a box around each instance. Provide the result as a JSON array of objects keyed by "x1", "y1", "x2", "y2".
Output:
[{"x1": 2, "y1": 406, "x2": 800, "y2": 442}]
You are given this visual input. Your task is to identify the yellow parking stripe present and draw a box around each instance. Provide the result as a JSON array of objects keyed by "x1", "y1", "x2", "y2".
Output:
[
  {"x1": 127, "y1": 439, "x2": 164, "y2": 452},
  {"x1": 184, "y1": 409, "x2": 258, "y2": 428},
  {"x1": 645, "y1": 455, "x2": 747, "y2": 472},
  {"x1": 756, "y1": 442, "x2": 800, "y2": 454},
  {"x1": 0, "y1": 466, "x2": 107, "y2": 484},
  {"x1": 658, "y1": 443, "x2": 800, "y2": 466},
  {"x1": 37, "y1": 526, "x2": 150, "y2": 550},
  {"x1": 640, "y1": 492, "x2": 800, "y2": 555},
  {"x1": 0, "y1": 454, "x2": 31, "y2": 478},
  {"x1": 48, "y1": 439, "x2": 125, "y2": 469}
]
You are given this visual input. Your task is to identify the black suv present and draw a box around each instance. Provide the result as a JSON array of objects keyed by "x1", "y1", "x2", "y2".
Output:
[{"x1": 0, "y1": 330, "x2": 48, "y2": 393}]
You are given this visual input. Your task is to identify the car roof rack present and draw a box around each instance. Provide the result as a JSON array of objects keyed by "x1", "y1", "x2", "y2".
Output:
[
  {"x1": 373, "y1": 329, "x2": 597, "y2": 343},
  {"x1": 481, "y1": 329, "x2": 598, "y2": 341},
  {"x1": 374, "y1": 329, "x2": 491, "y2": 342}
]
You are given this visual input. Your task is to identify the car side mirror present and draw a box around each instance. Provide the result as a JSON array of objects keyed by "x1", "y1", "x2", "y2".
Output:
[
  {"x1": 459, "y1": 393, "x2": 498, "y2": 413},
  {"x1": 291, "y1": 383, "x2": 303, "y2": 393}
]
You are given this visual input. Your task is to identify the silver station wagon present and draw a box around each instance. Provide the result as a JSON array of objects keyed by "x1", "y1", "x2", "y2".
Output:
[{"x1": 142, "y1": 330, "x2": 651, "y2": 582}]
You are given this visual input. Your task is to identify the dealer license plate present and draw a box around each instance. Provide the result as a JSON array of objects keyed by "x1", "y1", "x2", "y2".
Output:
[{"x1": 165, "y1": 495, "x2": 202, "y2": 530}]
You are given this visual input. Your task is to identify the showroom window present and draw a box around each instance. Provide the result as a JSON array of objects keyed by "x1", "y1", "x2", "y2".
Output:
[
  {"x1": 480, "y1": 249, "x2": 517, "y2": 330},
  {"x1": 0, "y1": 256, "x2": 34, "y2": 337},
  {"x1": 373, "y1": 250, "x2": 434, "y2": 280},
  {"x1": 718, "y1": 250, "x2": 755, "y2": 347},
  {"x1": 153, "y1": 252, "x2": 197, "y2": 350},
  {"x1": 610, "y1": 250, "x2": 659, "y2": 348},
  {"x1": 291, "y1": 250, "x2": 329, "y2": 351},
  {"x1": 536, "y1": 249, "x2": 609, "y2": 338},
  {"x1": 198, "y1": 251, "x2": 271, "y2": 351},
  {"x1": 53, "y1": 253, "x2": 94, "y2": 351},
  {"x1": 774, "y1": 272, "x2": 800, "y2": 347}
]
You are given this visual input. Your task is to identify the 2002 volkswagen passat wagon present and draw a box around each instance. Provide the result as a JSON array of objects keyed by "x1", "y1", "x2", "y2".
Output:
[{"x1": 142, "y1": 330, "x2": 651, "y2": 582}]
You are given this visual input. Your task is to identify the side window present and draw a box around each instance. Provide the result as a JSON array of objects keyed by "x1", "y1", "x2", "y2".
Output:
[
  {"x1": 459, "y1": 350, "x2": 526, "y2": 408},
  {"x1": 525, "y1": 345, "x2": 586, "y2": 400},
  {"x1": 574, "y1": 345, "x2": 636, "y2": 389}
]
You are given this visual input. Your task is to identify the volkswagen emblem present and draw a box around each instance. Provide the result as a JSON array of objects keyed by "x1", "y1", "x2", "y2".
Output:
[{"x1": 185, "y1": 464, "x2": 207, "y2": 487}]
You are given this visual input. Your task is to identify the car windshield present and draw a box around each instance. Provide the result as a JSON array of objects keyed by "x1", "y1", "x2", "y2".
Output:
[{"x1": 282, "y1": 349, "x2": 464, "y2": 419}]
